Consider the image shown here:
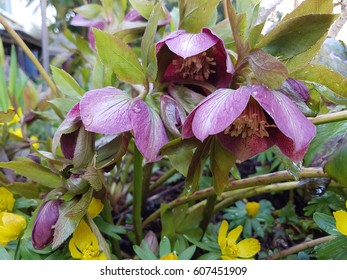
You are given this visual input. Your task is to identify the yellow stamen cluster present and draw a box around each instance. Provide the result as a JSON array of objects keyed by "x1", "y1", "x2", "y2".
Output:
[
  {"x1": 224, "y1": 99, "x2": 275, "y2": 138},
  {"x1": 222, "y1": 241, "x2": 240, "y2": 259},
  {"x1": 173, "y1": 51, "x2": 216, "y2": 81},
  {"x1": 82, "y1": 244, "x2": 100, "y2": 260}
]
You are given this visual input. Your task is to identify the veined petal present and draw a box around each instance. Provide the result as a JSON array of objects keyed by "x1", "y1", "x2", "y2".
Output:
[
  {"x1": 131, "y1": 100, "x2": 169, "y2": 162},
  {"x1": 192, "y1": 88, "x2": 250, "y2": 141},
  {"x1": 163, "y1": 29, "x2": 219, "y2": 59},
  {"x1": 218, "y1": 133, "x2": 273, "y2": 163},
  {"x1": 218, "y1": 220, "x2": 229, "y2": 246},
  {"x1": 236, "y1": 238, "x2": 261, "y2": 259},
  {"x1": 333, "y1": 210, "x2": 347, "y2": 236},
  {"x1": 80, "y1": 87, "x2": 133, "y2": 134},
  {"x1": 251, "y1": 85, "x2": 316, "y2": 162},
  {"x1": 227, "y1": 225, "x2": 243, "y2": 244}
]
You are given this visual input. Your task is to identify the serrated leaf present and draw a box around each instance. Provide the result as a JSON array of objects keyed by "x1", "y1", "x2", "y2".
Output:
[
  {"x1": 0, "y1": 161, "x2": 62, "y2": 188},
  {"x1": 291, "y1": 64, "x2": 347, "y2": 98},
  {"x1": 210, "y1": 138, "x2": 235, "y2": 196},
  {"x1": 65, "y1": 188, "x2": 93, "y2": 219},
  {"x1": 82, "y1": 165, "x2": 104, "y2": 191},
  {"x1": 256, "y1": 14, "x2": 338, "y2": 59},
  {"x1": 247, "y1": 49, "x2": 288, "y2": 89},
  {"x1": 94, "y1": 29, "x2": 146, "y2": 85},
  {"x1": 180, "y1": 0, "x2": 220, "y2": 33},
  {"x1": 282, "y1": 0, "x2": 333, "y2": 21},
  {"x1": 51, "y1": 66, "x2": 84, "y2": 99}
]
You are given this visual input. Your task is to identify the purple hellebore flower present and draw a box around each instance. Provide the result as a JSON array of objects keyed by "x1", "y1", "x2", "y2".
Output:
[
  {"x1": 79, "y1": 87, "x2": 169, "y2": 162},
  {"x1": 32, "y1": 199, "x2": 62, "y2": 250},
  {"x1": 156, "y1": 28, "x2": 234, "y2": 89},
  {"x1": 70, "y1": 14, "x2": 106, "y2": 49},
  {"x1": 182, "y1": 84, "x2": 316, "y2": 163}
]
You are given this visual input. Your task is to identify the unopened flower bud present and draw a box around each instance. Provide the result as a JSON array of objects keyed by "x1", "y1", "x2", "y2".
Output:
[{"x1": 32, "y1": 199, "x2": 62, "y2": 250}]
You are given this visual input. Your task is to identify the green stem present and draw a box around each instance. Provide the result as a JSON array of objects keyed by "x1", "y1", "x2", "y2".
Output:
[
  {"x1": 266, "y1": 235, "x2": 336, "y2": 260},
  {"x1": 133, "y1": 145, "x2": 143, "y2": 244},
  {"x1": 149, "y1": 168, "x2": 177, "y2": 191},
  {"x1": 142, "y1": 167, "x2": 328, "y2": 226},
  {"x1": 309, "y1": 110, "x2": 347, "y2": 125},
  {"x1": 0, "y1": 15, "x2": 58, "y2": 97},
  {"x1": 141, "y1": 162, "x2": 153, "y2": 213},
  {"x1": 14, "y1": 238, "x2": 21, "y2": 260},
  {"x1": 199, "y1": 194, "x2": 217, "y2": 234}
]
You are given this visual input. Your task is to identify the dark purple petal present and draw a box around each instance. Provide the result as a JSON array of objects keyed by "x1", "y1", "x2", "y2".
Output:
[
  {"x1": 218, "y1": 133, "x2": 274, "y2": 163},
  {"x1": 285, "y1": 78, "x2": 309, "y2": 101},
  {"x1": 160, "y1": 95, "x2": 186, "y2": 137},
  {"x1": 32, "y1": 200, "x2": 62, "y2": 250},
  {"x1": 189, "y1": 88, "x2": 251, "y2": 141},
  {"x1": 80, "y1": 87, "x2": 133, "y2": 134},
  {"x1": 131, "y1": 100, "x2": 169, "y2": 162},
  {"x1": 52, "y1": 103, "x2": 81, "y2": 156},
  {"x1": 60, "y1": 130, "x2": 79, "y2": 160},
  {"x1": 251, "y1": 86, "x2": 316, "y2": 162}
]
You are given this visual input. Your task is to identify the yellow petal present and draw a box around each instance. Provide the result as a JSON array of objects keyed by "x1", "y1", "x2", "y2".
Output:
[
  {"x1": 218, "y1": 220, "x2": 229, "y2": 246},
  {"x1": 227, "y1": 225, "x2": 243, "y2": 244},
  {"x1": 236, "y1": 238, "x2": 261, "y2": 259},
  {"x1": 245, "y1": 202, "x2": 260, "y2": 217},
  {"x1": 221, "y1": 255, "x2": 237, "y2": 260},
  {"x1": 69, "y1": 220, "x2": 98, "y2": 254},
  {"x1": 0, "y1": 212, "x2": 26, "y2": 245},
  {"x1": 333, "y1": 210, "x2": 347, "y2": 236},
  {"x1": 88, "y1": 198, "x2": 104, "y2": 219},
  {"x1": 160, "y1": 252, "x2": 178, "y2": 260},
  {"x1": 0, "y1": 187, "x2": 15, "y2": 212},
  {"x1": 98, "y1": 252, "x2": 107, "y2": 260}
]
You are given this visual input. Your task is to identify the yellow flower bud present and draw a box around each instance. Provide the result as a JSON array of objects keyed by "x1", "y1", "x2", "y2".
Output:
[
  {"x1": 0, "y1": 187, "x2": 15, "y2": 212},
  {"x1": 160, "y1": 252, "x2": 178, "y2": 260},
  {"x1": 0, "y1": 212, "x2": 27, "y2": 246},
  {"x1": 245, "y1": 202, "x2": 260, "y2": 218}
]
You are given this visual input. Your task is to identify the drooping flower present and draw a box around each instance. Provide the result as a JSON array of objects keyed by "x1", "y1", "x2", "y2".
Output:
[
  {"x1": 69, "y1": 219, "x2": 107, "y2": 260},
  {"x1": 333, "y1": 201, "x2": 347, "y2": 236},
  {"x1": 160, "y1": 252, "x2": 178, "y2": 260},
  {"x1": 0, "y1": 212, "x2": 27, "y2": 246},
  {"x1": 218, "y1": 220, "x2": 260, "y2": 260},
  {"x1": 70, "y1": 14, "x2": 106, "y2": 49},
  {"x1": 79, "y1": 87, "x2": 168, "y2": 162},
  {"x1": 182, "y1": 84, "x2": 316, "y2": 163},
  {"x1": 245, "y1": 202, "x2": 260, "y2": 218},
  {"x1": 156, "y1": 28, "x2": 234, "y2": 88},
  {"x1": 32, "y1": 199, "x2": 62, "y2": 250},
  {"x1": 0, "y1": 187, "x2": 15, "y2": 212}
]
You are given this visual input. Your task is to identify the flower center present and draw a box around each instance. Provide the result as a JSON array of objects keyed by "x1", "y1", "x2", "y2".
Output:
[
  {"x1": 172, "y1": 51, "x2": 216, "y2": 81},
  {"x1": 245, "y1": 202, "x2": 260, "y2": 218},
  {"x1": 224, "y1": 99, "x2": 275, "y2": 138},
  {"x1": 222, "y1": 241, "x2": 240, "y2": 258},
  {"x1": 82, "y1": 244, "x2": 100, "y2": 260}
]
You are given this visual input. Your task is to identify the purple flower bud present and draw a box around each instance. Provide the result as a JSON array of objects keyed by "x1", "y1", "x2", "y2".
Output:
[
  {"x1": 160, "y1": 95, "x2": 186, "y2": 137},
  {"x1": 143, "y1": 231, "x2": 158, "y2": 255},
  {"x1": 32, "y1": 199, "x2": 62, "y2": 250},
  {"x1": 284, "y1": 78, "x2": 310, "y2": 101}
]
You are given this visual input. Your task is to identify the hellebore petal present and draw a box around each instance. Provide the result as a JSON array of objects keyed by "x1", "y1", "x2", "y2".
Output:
[
  {"x1": 124, "y1": 8, "x2": 146, "y2": 22},
  {"x1": 160, "y1": 95, "x2": 186, "y2": 137},
  {"x1": 156, "y1": 28, "x2": 233, "y2": 88},
  {"x1": 285, "y1": 78, "x2": 309, "y2": 101},
  {"x1": 52, "y1": 103, "x2": 81, "y2": 159},
  {"x1": 80, "y1": 87, "x2": 133, "y2": 134},
  {"x1": 32, "y1": 199, "x2": 62, "y2": 250},
  {"x1": 183, "y1": 88, "x2": 250, "y2": 141},
  {"x1": 252, "y1": 86, "x2": 316, "y2": 162},
  {"x1": 131, "y1": 100, "x2": 169, "y2": 162}
]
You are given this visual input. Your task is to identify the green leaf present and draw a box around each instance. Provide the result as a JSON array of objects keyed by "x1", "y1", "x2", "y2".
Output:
[
  {"x1": 74, "y1": 4, "x2": 103, "y2": 19},
  {"x1": 210, "y1": 138, "x2": 235, "y2": 196},
  {"x1": 0, "y1": 38, "x2": 10, "y2": 111},
  {"x1": 291, "y1": 64, "x2": 347, "y2": 98},
  {"x1": 82, "y1": 165, "x2": 105, "y2": 191},
  {"x1": 0, "y1": 160, "x2": 62, "y2": 188},
  {"x1": 324, "y1": 139, "x2": 347, "y2": 187},
  {"x1": 94, "y1": 29, "x2": 146, "y2": 85},
  {"x1": 180, "y1": 0, "x2": 220, "y2": 33},
  {"x1": 0, "y1": 110, "x2": 16, "y2": 123},
  {"x1": 129, "y1": 0, "x2": 155, "y2": 19},
  {"x1": 313, "y1": 212, "x2": 341, "y2": 236},
  {"x1": 73, "y1": 126, "x2": 95, "y2": 169},
  {"x1": 168, "y1": 149, "x2": 193, "y2": 177},
  {"x1": 316, "y1": 236, "x2": 347, "y2": 260},
  {"x1": 48, "y1": 98, "x2": 78, "y2": 116},
  {"x1": 133, "y1": 241, "x2": 158, "y2": 260},
  {"x1": 8, "y1": 45, "x2": 17, "y2": 98},
  {"x1": 198, "y1": 251, "x2": 221, "y2": 260},
  {"x1": 256, "y1": 14, "x2": 338, "y2": 59},
  {"x1": 282, "y1": 0, "x2": 333, "y2": 21},
  {"x1": 141, "y1": 2, "x2": 161, "y2": 70},
  {"x1": 0, "y1": 246, "x2": 12, "y2": 260},
  {"x1": 51, "y1": 66, "x2": 84, "y2": 99},
  {"x1": 247, "y1": 49, "x2": 288, "y2": 89},
  {"x1": 178, "y1": 245, "x2": 196, "y2": 260},
  {"x1": 65, "y1": 188, "x2": 93, "y2": 219},
  {"x1": 159, "y1": 236, "x2": 171, "y2": 257},
  {"x1": 86, "y1": 215, "x2": 111, "y2": 259},
  {"x1": 6, "y1": 182, "x2": 40, "y2": 199},
  {"x1": 94, "y1": 216, "x2": 125, "y2": 240}
]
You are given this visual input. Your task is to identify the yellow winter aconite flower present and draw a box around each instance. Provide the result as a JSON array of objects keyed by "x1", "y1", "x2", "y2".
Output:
[
  {"x1": 69, "y1": 219, "x2": 106, "y2": 260},
  {"x1": 88, "y1": 198, "x2": 104, "y2": 219},
  {"x1": 245, "y1": 202, "x2": 260, "y2": 218},
  {"x1": 0, "y1": 212, "x2": 27, "y2": 246},
  {"x1": 0, "y1": 187, "x2": 15, "y2": 212},
  {"x1": 160, "y1": 252, "x2": 178, "y2": 260},
  {"x1": 218, "y1": 220, "x2": 260, "y2": 260},
  {"x1": 333, "y1": 201, "x2": 347, "y2": 236}
]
